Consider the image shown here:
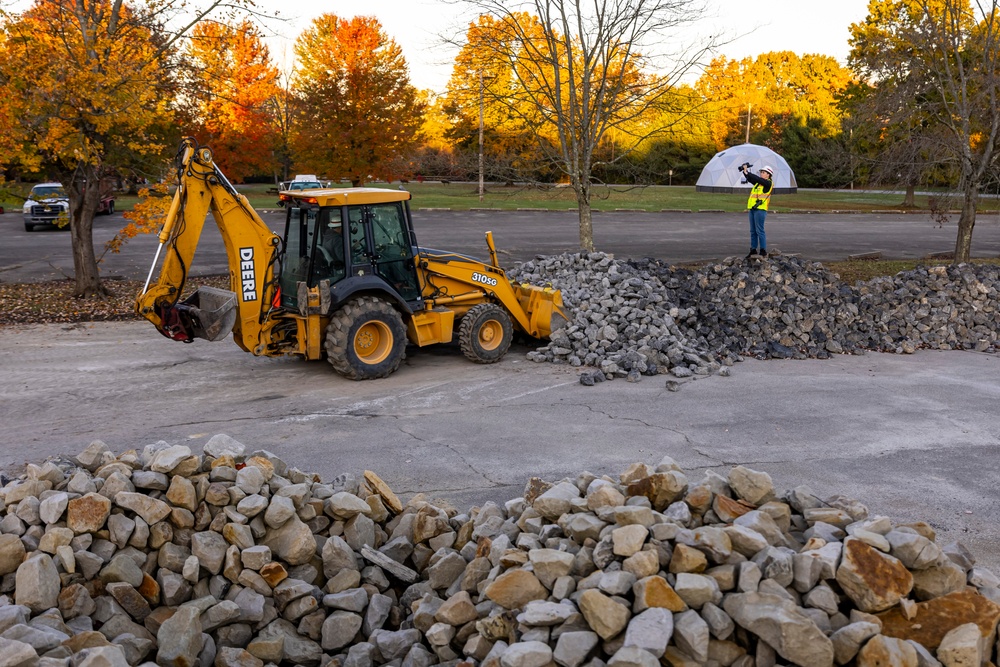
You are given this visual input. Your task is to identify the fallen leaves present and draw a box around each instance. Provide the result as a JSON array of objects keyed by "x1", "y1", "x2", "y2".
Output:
[{"x1": 0, "y1": 275, "x2": 231, "y2": 326}]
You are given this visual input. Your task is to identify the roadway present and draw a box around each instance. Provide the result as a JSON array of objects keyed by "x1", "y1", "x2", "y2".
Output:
[{"x1": 2, "y1": 207, "x2": 1000, "y2": 283}]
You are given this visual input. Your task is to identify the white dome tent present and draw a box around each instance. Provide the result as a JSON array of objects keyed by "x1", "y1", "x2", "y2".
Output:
[{"x1": 695, "y1": 143, "x2": 797, "y2": 194}]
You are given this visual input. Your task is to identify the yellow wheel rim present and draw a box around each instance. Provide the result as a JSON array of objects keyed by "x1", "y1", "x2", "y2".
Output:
[
  {"x1": 354, "y1": 320, "x2": 392, "y2": 364},
  {"x1": 478, "y1": 319, "x2": 504, "y2": 351}
]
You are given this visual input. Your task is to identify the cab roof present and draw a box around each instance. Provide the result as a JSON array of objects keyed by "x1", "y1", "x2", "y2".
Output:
[{"x1": 279, "y1": 187, "x2": 411, "y2": 207}]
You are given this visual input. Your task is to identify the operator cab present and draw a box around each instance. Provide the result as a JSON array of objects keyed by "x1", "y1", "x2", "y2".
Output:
[{"x1": 277, "y1": 188, "x2": 422, "y2": 312}]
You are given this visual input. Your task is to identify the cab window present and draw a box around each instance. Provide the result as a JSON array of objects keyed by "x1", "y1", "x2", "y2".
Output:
[{"x1": 279, "y1": 207, "x2": 319, "y2": 308}]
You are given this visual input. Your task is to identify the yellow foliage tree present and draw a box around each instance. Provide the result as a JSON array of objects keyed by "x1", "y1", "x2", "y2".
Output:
[{"x1": 697, "y1": 52, "x2": 854, "y2": 150}]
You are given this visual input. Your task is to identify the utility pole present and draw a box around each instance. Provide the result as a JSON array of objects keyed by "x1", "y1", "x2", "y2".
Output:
[
  {"x1": 745, "y1": 103, "x2": 752, "y2": 144},
  {"x1": 479, "y1": 71, "x2": 485, "y2": 203}
]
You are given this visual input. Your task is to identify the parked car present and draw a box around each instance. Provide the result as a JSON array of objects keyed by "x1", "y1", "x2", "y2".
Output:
[
  {"x1": 276, "y1": 175, "x2": 325, "y2": 207},
  {"x1": 23, "y1": 183, "x2": 69, "y2": 231},
  {"x1": 22, "y1": 181, "x2": 116, "y2": 231}
]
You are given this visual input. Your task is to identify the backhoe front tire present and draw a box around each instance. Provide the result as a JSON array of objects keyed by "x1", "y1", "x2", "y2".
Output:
[
  {"x1": 325, "y1": 296, "x2": 407, "y2": 380},
  {"x1": 459, "y1": 303, "x2": 513, "y2": 364}
]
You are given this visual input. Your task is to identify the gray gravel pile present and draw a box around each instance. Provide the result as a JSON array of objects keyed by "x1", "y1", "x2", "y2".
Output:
[
  {"x1": 511, "y1": 253, "x2": 999, "y2": 378},
  {"x1": 1, "y1": 437, "x2": 999, "y2": 667}
]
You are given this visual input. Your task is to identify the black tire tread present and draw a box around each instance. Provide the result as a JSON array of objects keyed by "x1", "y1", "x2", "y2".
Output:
[
  {"x1": 325, "y1": 296, "x2": 406, "y2": 380},
  {"x1": 458, "y1": 303, "x2": 513, "y2": 364}
]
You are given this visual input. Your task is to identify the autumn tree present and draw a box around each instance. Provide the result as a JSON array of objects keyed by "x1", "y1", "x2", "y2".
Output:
[
  {"x1": 0, "y1": 0, "x2": 253, "y2": 298},
  {"x1": 454, "y1": 0, "x2": 716, "y2": 252},
  {"x1": 291, "y1": 14, "x2": 424, "y2": 186},
  {"x1": 183, "y1": 20, "x2": 282, "y2": 183},
  {"x1": 849, "y1": 0, "x2": 1000, "y2": 262}
]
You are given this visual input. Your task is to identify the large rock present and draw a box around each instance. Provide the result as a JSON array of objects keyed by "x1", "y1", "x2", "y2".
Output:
[
  {"x1": 15, "y1": 553, "x2": 60, "y2": 613},
  {"x1": 578, "y1": 589, "x2": 630, "y2": 640},
  {"x1": 727, "y1": 466, "x2": 774, "y2": 506},
  {"x1": 622, "y1": 607, "x2": 673, "y2": 658},
  {"x1": 723, "y1": 592, "x2": 834, "y2": 667},
  {"x1": 855, "y1": 635, "x2": 918, "y2": 667},
  {"x1": 484, "y1": 570, "x2": 548, "y2": 609},
  {"x1": 877, "y1": 589, "x2": 1000, "y2": 651},
  {"x1": 114, "y1": 492, "x2": 171, "y2": 524},
  {"x1": 528, "y1": 549, "x2": 575, "y2": 589},
  {"x1": 262, "y1": 516, "x2": 316, "y2": 566},
  {"x1": 836, "y1": 538, "x2": 914, "y2": 613},
  {"x1": 66, "y1": 493, "x2": 112, "y2": 534},
  {"x1": 0, "y1": 534, "x2": 26, "y2": 576},
  {"x1": 156, "y1": 605, "x2": 204, "y2": 667}
]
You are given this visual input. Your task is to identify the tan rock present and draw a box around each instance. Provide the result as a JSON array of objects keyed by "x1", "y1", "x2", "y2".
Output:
[
  {"x1": 114, "y1": 491, "x2": 172, "y2": 524},
  {"x1": 910, "y1": 560, "x2": 967, "y2": 601},
  {"x1": 684, "y1": 485, "x2": 713, "y2": 515},
  {"x1": 484, "y1": 569, "x2": 548, "y2": 609},
  {"x1": 611, "y1": 525, "x2": 648, "y2": 557},
  {"x1": 713, "y1": 494, "x2": 754, "y2": 522},
  {"x1": 632, "y1": 576, "x2": 688, "y2": 613},
  {"x1": 364, "y1": 470, "x2": 402, "y2": 514},
  {"x1": 587, "y1": 484, "x2": 625, "y2": 511},
  {"x1": 836, "y1": 538, "x2": 913, "y2": 613},
  {"x1": 878, "y1": 589, "x2": 1000, "y2": 651},
  {"x1": 669, "y1": 544, "x2": 707, "y2": 574},
  {"x1": 259, "y1": 562, "x2": 288, "y2": 588},
  {"x1": 166, "y1": 475, "x2": 198, "y2": 512},
  {"x1": 0, "y1": 534, "x2": 25, "y2": 575},
  {"x1": 856, "y1": 635, "x2": 917, "y2": 667},
  {"x1": 627, "y1": 472, "x2": 688, "y2": 511},
  {"x1": 619, "y1": 463, "x2": 653, "y2": 485},
  {"x1": 578, "y1": 589, "x2": 630, "y2": 640},
  {"x1": 727, "y1": 466, "x2": 774, "y2": 506},
  {"x1": 936, "y1": 623, "x2": 982, "y2": 667},
  {"x1": 528, "y1": 549, "x2": 575, "y2": 589},
  {"x1": 67, "y1": 492, "x2": 112, "y2": 534},
  {"x1": 622, "y1": 550, "x2": 659, "y2": 579}
]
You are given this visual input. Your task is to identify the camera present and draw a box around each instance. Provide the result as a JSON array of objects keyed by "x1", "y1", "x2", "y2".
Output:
[{"x1": 738, "y1": 161, "x2": 753, "y2": 173}]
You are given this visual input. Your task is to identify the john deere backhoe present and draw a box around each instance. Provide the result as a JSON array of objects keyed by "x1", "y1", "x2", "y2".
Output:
[{"x1": 135, "y1": 138, "x2": 567, "y2": 380}]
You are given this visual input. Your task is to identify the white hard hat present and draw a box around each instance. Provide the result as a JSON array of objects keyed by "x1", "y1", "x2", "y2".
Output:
[{"x1": 760, "y1": 165, "x2": 774, "y2": 176}]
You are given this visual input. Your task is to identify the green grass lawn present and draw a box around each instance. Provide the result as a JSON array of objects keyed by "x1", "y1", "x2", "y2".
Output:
[
  {"x1": 4, "y1": 181, "x2": 996, "y2": 214},
  {"x1": 233, "y1": 182, "x2": 999, "y2": 214}
]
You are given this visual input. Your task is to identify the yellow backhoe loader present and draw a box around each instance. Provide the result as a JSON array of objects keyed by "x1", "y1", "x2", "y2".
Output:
[{"x1": 135, "y1": 138, "x2": 567, "y2": 380}]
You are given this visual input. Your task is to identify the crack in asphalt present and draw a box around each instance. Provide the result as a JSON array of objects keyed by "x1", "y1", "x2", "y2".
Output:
[{"x1": 443, "y1": 443, "x2": 503, "y2": 487}]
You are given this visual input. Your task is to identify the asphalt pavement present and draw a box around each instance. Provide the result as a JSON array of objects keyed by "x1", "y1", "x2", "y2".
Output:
[
  {"x1": 2, "y1": 207, "x2": 1000, "y2": 283},
  {"x1": 0, "y1": 322, "x2": 998, "y2": 569}
]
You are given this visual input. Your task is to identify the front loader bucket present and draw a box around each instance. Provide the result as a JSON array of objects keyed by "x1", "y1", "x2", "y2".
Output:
[
  {"x1": 515, "y1": 283, "x2": 569, "y2": 339},
  {"x1": 176, "y1": 286, "x2": 238, "y2": 341}
]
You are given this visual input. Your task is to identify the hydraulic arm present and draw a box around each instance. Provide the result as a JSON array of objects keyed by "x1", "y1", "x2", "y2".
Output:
[{"x1": 136, "y1": 139, "x2": 282, "y2": 353}]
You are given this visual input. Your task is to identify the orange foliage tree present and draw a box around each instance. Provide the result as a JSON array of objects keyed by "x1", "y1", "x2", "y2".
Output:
[
  {"x1": 291, "y1": 14, "x2": 424, "y2": 186},
  {"x1": 183, "y1": 20, "x2": 282, "y2": 183},
  {"x1": 0, "y1": 0, "x2": 253, "y2": 297}
]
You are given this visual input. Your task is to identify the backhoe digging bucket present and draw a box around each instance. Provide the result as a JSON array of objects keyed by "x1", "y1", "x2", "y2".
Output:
[
  {"x1": 176, "y1": 286, "x2": 238, "y2": 341},
  {"x1": 515, "y1": 283, "x2": 569, "y2": 339}
]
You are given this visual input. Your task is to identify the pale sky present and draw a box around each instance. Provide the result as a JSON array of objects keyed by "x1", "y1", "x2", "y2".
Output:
[{"x1": 257, "y1": 0, "x2": 874, "y2": 92}]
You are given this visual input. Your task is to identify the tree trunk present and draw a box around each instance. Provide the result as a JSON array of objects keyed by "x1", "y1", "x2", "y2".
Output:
[
  {"x1": 901, "y1": 184, "x2": 915, "y2": 208},
  {"x1": 68, "y1": 165, "x2": 108, "y2": 298},
  {"x1": 575, "y1": 179, "x2": 594, "y2": 252},
  {"x1": 954, "y1": 182, "x2": 977, "y2": 263}
]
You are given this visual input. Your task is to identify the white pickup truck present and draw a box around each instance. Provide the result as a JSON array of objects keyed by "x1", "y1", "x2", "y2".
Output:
[{"x1": 22, "y1": 181, "x2": 115, "y2": 231}]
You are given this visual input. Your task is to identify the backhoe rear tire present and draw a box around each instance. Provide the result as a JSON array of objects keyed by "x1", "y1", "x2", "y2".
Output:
[
  {"x1": 326, "y1": 297, "x2": 407, "y2": 380},
  {"x1": 459, "y1": 303, "x2": 513, "y2": 364}
]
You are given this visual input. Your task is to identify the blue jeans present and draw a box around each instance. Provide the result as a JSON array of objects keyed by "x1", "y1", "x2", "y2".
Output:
[{"x1": 749, "y1": 208, "x2": 767, "y2": 250}]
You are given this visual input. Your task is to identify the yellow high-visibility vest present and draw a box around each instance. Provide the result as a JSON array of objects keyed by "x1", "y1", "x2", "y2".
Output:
[{"x1": 747, "y1": 182, "x2": 771, "y2": 211}]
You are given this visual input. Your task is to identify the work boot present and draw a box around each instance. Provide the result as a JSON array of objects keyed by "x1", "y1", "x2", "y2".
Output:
[
  {"x1": 745, "y1": 249, "x2": 758, "y2": 259},
  {"x1": 759, "y1": 249, "x2": 768, "y2": 258}
]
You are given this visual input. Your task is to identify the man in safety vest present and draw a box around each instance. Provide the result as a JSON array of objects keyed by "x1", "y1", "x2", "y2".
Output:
[{"x1": 738, "y1": 163, "x2": 774, "y2": 259}]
